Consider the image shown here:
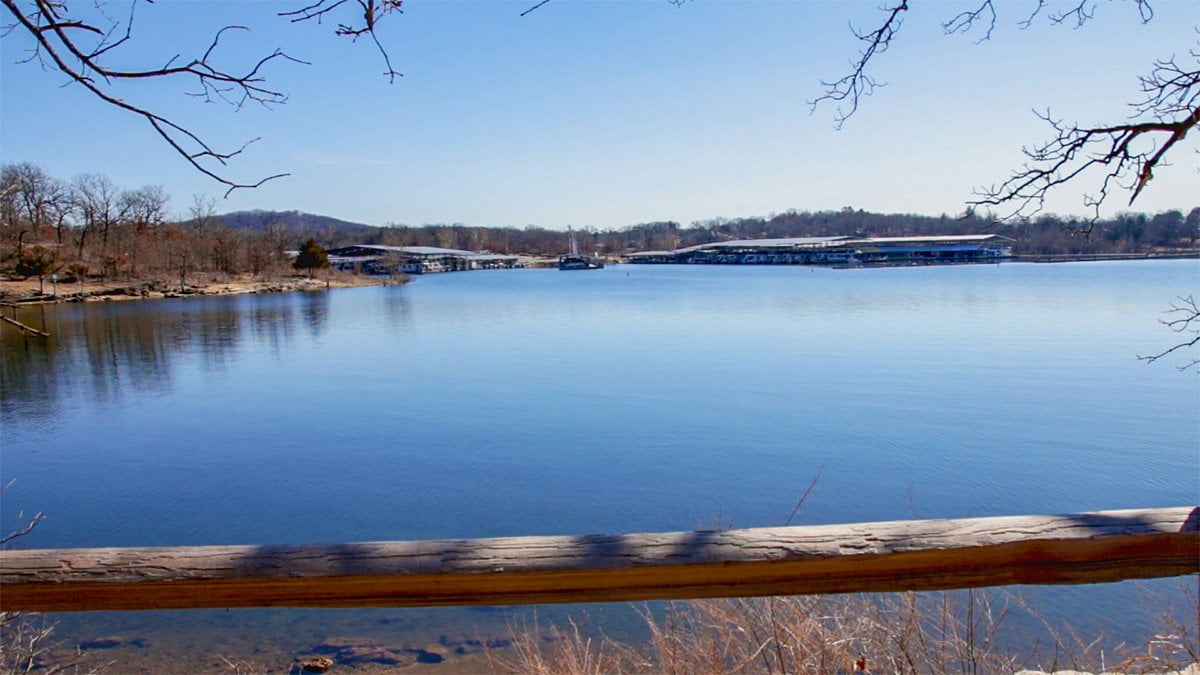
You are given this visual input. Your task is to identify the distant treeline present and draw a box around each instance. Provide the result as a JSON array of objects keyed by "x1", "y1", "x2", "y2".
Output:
[
  {"x1": 3, "y1": 162, "x2": 1197, "y2": 288},
  {"x1": 345, "y1": 207, "x2": 1199, "y2": 257}
]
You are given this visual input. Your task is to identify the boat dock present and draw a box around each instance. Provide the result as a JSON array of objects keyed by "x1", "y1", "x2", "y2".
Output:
[
  {"x1": 326, "y1": 245, "x2": 523, "y2": 275},
  {"x1": 624, "y1": 234, "x2": 1013, "y2": 267}
]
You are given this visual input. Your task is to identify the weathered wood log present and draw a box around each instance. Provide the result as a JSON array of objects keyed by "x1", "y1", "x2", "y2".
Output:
[
  {"x1": 2, "y1": 507, "x2": 1196, "y2": 612},
  {"x1": 0, "y1": 314, "x2": 48, "y2": 337}
]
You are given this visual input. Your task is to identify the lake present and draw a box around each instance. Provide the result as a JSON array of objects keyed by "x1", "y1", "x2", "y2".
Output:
[{"x1": 2, "y1": 260, "x2": 1197, "y2": 670}]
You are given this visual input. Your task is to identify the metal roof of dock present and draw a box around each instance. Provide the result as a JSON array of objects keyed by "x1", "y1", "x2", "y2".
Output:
[
  {"x1": 844, "y1": 234, "x2": 1010, "y2": 245},
  {"x1": 326, "y1": 244, "x2": 517, "y2": 259},
  {"x1": 676, "y1": 236, "x2": 855, "y2": 254},
  {"x1": 624, "y1": 234, "x2": 1011, "y2": 258}
]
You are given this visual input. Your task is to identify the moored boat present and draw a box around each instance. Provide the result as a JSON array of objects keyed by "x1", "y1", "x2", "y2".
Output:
[{"x1": 558, "y1": 227, "x2": 605, "y2": 270}]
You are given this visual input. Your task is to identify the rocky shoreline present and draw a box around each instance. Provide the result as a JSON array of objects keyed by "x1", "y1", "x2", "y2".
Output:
[{"x1": 0, "y1": 274, "x2": 401, "y2": 305}]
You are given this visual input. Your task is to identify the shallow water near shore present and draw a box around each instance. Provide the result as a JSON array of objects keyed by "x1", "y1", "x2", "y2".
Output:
[{"x1": 2, "y1": 261, "x2": 1198, "y2": 670}]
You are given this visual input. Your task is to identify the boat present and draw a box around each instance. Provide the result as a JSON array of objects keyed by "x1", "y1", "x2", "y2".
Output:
[{"x1": 558, "y1": 227, "x2": 605, "y2": 270}]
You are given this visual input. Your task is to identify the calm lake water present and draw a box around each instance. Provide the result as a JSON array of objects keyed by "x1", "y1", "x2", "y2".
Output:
[{"x1": 2, "y1": 261, "x2": 1198, "y2": 670}]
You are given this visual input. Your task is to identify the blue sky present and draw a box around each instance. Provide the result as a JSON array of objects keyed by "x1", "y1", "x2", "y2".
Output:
[{"x1": 2, "y1": 0, "x2": 1196, "y2": 228}]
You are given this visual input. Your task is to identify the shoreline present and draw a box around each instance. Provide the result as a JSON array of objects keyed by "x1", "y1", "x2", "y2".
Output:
[
  {"x1": 0, "y1": 273, "x2": 401, "y2": 306},
  {"x1": 1008, "y1": 251, "x2": 1198, "y2": 263},
  {"x1": 1, "y1": 253, "x2": 1193, "y2": 305}
]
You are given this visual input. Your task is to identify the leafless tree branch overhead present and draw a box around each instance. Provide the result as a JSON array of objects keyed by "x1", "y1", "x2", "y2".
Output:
[
  {"x1": 813, "y1": 0, "x2": 1195, "y2": 220},
  {"x1": 1137, "y1": 296, "x2": 1200, "y2": 371},
  {"x1": 1, "y1": 0, "x2": 404, "y2": 195},
  {"x1": 808, "y1": 1, "x2": 908, "y2": 130},
  {"x1": 969, "y1": 48, "x2": 1199, "y2": 222},
  {"x1": 279, "y1": 0, "x2": 405, "y2": 82},
  {"x1": 0, "y1": 0, "x2": 310, "y2": 195}
]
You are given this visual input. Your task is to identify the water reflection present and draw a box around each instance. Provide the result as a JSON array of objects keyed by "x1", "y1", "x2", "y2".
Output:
[
  {"x1": 247, "y1": 300, "x2": 298, "y2": 358},
  {"x1": 299, "y1": 291, "x2": 329, "y2": 339},
  {"x1": 0, "y1": 293, "x2": 343, "y2": 425},
  {"x1": 376, "y1": 289, "x2": 412, "y2": 330}
]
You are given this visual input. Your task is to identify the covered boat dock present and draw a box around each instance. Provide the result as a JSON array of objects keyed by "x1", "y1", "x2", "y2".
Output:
[
  {"x1": 624, "y1": 234, "x2": 1011, "y2": 266},
  {"x1": 326, "y1": 245, "x2": 523, "y2": 275}
]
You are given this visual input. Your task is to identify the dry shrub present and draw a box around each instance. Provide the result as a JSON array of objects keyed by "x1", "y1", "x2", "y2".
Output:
[
  {"x1": 499, "y1": 584, "x2": 1199, "y2": 675},
  {"x1": 489, "y1": 614, "x2": 648, "y2": 674},
  {"x1": 642, "y1": 592, "x2": 1023, "y2": 675},
  {"x1": 0, "y1": 613, "x2": 104, "y2": 675}
]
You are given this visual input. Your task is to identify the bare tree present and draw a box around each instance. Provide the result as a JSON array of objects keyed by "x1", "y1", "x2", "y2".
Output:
[
  {"x1": 122, "y1": 185, "x2": 169, "y2": 230},
  {"x1": 0, "y1": 163, "x2": 71, "y2": 253},
  {"x1": 71, "y1": 173, "x2": 126, "y2": 262},
  {"x1": 188, "y1": 195, "x2": 218, "y2": 234},
  {"x1": 811, "y1": 0, "x2": 1197, "y2": 223},
  {"x1": 379, "y1": 250, "x2": 406, "y2": 278},
  {"x1": 163, "y1": 225, "x2": 193, "y2": 293}
]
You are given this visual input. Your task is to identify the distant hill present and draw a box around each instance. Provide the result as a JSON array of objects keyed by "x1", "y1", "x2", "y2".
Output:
[{"x1": 218, "y1": 210, "x2": 381, "y2": 237}]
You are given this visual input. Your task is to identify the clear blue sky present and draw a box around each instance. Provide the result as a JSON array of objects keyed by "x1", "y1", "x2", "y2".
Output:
[{"x1": 2, "y1": 0, "x2": 1196, "y2": 228}]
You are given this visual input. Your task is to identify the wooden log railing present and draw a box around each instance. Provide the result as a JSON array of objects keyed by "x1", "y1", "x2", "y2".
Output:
[{"x1": 1, "y1": 507, "x2": 1196, "y2": 613}]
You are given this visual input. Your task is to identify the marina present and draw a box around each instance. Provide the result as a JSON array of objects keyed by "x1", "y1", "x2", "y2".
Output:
[
  {"x1": 326, "y1": 244, "x2": 523, "y2": 275},
  {"x1": 624, "y1": 234, "x2": 1012, "y2": 266},
  {"x1": 325, "y1": 234, "x2": 1015, "y2": 277}
]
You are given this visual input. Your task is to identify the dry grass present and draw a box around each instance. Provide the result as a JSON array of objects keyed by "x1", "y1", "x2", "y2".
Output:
[{"x1": 489, "y1": 584, "x2": 1199, "y2": 675}]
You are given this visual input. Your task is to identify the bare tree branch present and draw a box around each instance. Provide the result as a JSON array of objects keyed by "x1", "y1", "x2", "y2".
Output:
[
  {"x1": 1017, "y1": 0, "x2": 1049, "y2": 29},
  {"x1": 1137, "y1": 295, "x2": 1200, "y2": 371},
  {"x1": 809, "y1": 1, "x2": 909, "y2": 130},
  {"x1": 520, "y1": 0, "x2": 553, "y2": 19},
  {"x1": 944, "y1": 0, "x2": 997, "y2": 43},
  {"x1": 0, "y1": 512, "x2": 45, "y2": 546},
  {"x1": 2, "y1": 0, "x2": 410, "y2": 192},
  {"x1": 2, "y1": 0, "x2": 303, "y2": 195},
  {"x1": 280, "y1": 0, "x2": 404, "y2": 82},
  {"x1": 0, "y1": 480, "x2": 45, "y2": 546},
  {"x1": 1048, "y1": 0, "x2": 1153, "y2": 27},
  {"x1": 969, "y1": 47, "x2": 1199, "y2": 223},
  {"x1": 814, "y1": 1, "x2": 1191, "y2": 219}
]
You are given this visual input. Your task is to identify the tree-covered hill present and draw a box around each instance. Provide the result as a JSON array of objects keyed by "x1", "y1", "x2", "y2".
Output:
[{"x1": 217, "y1": 210, "x2": 381, "y2": 237}]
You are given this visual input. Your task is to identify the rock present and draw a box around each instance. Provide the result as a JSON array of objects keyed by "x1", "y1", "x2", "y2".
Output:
[
  {"x1": 410, "y1": 648, "x2": 445, "y2": 664},
  {"x1": 297, "y1": 656, "x2": 334, "y2": 672},
  {"x1": 313, "y1": 638, "x2": 409, "y2": 667},
  {"x1": 78, "y1": 636, "x2": 123, "y2": 649},
  {"x1": 439, "y1": 634, "x2": 511, "y2": 655},
  {"x1": 310, "y1": 637, "x2": 446, "y2": 668},
  {"x1": 332, "y1": 645, "x2": 408, "y2": 666}
]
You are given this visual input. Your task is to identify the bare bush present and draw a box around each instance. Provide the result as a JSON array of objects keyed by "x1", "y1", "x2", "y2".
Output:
[{"x1": 496, "y1": 587, "x2": 1199, "y2": 675}]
